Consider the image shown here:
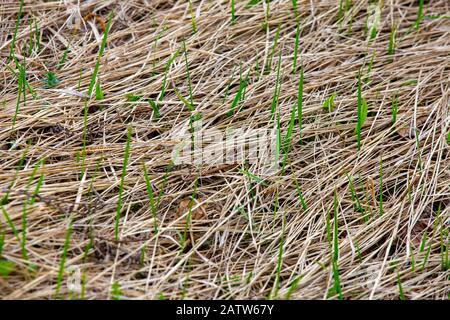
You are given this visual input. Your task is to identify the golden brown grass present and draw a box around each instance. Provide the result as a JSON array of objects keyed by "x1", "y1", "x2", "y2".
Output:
[{"x1": 0, "y1": 0, "x2": 449, "y2": 299}]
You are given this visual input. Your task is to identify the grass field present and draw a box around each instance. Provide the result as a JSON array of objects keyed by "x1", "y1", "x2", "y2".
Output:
[{"x1": 0, "y1": 0, "x2": 449, "y2": 299}]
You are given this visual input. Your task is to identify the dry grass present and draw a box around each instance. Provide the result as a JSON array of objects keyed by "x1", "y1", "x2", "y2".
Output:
[{"x1": 0, "y1": 0, "x2": 449, "y2": 300}]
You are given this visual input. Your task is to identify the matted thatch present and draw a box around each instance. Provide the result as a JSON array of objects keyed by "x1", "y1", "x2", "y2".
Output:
[{"x1": 0, "y1": 0, "x2": 449, "y2": 299}]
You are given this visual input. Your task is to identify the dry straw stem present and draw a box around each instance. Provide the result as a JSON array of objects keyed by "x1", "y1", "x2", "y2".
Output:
[{"x1": 0, "y1": 0, "x2": 449, "y2": 299}]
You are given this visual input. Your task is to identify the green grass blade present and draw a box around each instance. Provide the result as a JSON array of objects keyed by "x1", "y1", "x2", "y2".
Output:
[
  {"x1": 87, "y1": 12, "x2": 113, "y2": 97},
  {"x1": 297, "y1": 67, "x2": 304, "y2": 144},
  {"x1": 228, "y1": 69, "x2": 250, "y2": 117},
  {"x1": 285, "y1": 275, "x2": 302, "y2": 299},
  {"x1": 392, "y1": 94, "x2": 398, "y2": 125},
  {"x1": 57, "y1": 45, "x2": 70, "y2": 70},
  {"x1": 111, "y1": 282, "x2": 122, "y2": 300},
  {"x1": 95, "y1": 81, "x2": 104, "y2": 100},
  {"x1": 270, "y1": 52, "x2": 282, "y2": 117},
  {"x1": 12, "y1": 60, "x2": 25, "y2": 126},
  {"x1": 188, "y1": 0, "x2": 197, "y2": 33},
  {"x1": 415, "y1": 0, "x2": 424, "y2": 30},
  {"x1": 55, "y1": 219, "x2": 73, "y2": 299},
  {"x1": 183, "y1": 41, "x2": 194, "y2": 107},
  {"x1": 115, "y1": 127, "x2": 133, "y2": 241},
  {"x1": 246, "y1": 0, "x2": 262, "y2": 8},
  {"x1": 142, "y1": 162, "x2": 158, "y2": 234},
  {"x1": 292, "y1": 0, "x2": 298, "y2": 19},
  {"x1": 379, "y1": 158, "x2": 383, "y2": 217},
  {"x1": 231, "y1": 0, "x2": 236, "y2": 23},
  {"x1": 9, "y1": 0, "x2": 24, "y2": 61},
  {"x1": 356, "y1": 69, "x2": 362, "y2": 151},
  {"x1": 271, "y1": 213, "x2": 285, "y2": 299},
  {"x1": 346, "y1": 174, "x2": 366, "y2": 221},
  {"x1": 294, "y1": 178, "x2": 308, "y2": 211},
  {"x1": 333, "y1": 191, "x2": 339, "y2": 262},
  {"x1": 388, "y1": 26, "x2": 396, "y2": 56},
  {"x1": 323, "y1": 93, "x2": 336, "y2": 113},
  {"x1": 332, "y1": 190, "x2": 343, "y2": 299},
  {"x1": 1, "y1": 206, "x2": 20, "y2": 243},
  {"x1": 265, "y1": 24, "x2": 281, "y2": 74},
  {"x1": 292, "y1": 22, "x2": 300, "y2": 73}
]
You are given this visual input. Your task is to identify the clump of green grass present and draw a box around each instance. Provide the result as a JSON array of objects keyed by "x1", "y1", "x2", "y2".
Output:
[{"x1": 115, "y1": 126, "x2": 133, "y2": 241}]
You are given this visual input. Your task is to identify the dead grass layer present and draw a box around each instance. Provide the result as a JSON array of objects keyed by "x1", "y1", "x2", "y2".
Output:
[{"x1": 0, "y1": 0, "x2": 449, "y2": 299}]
